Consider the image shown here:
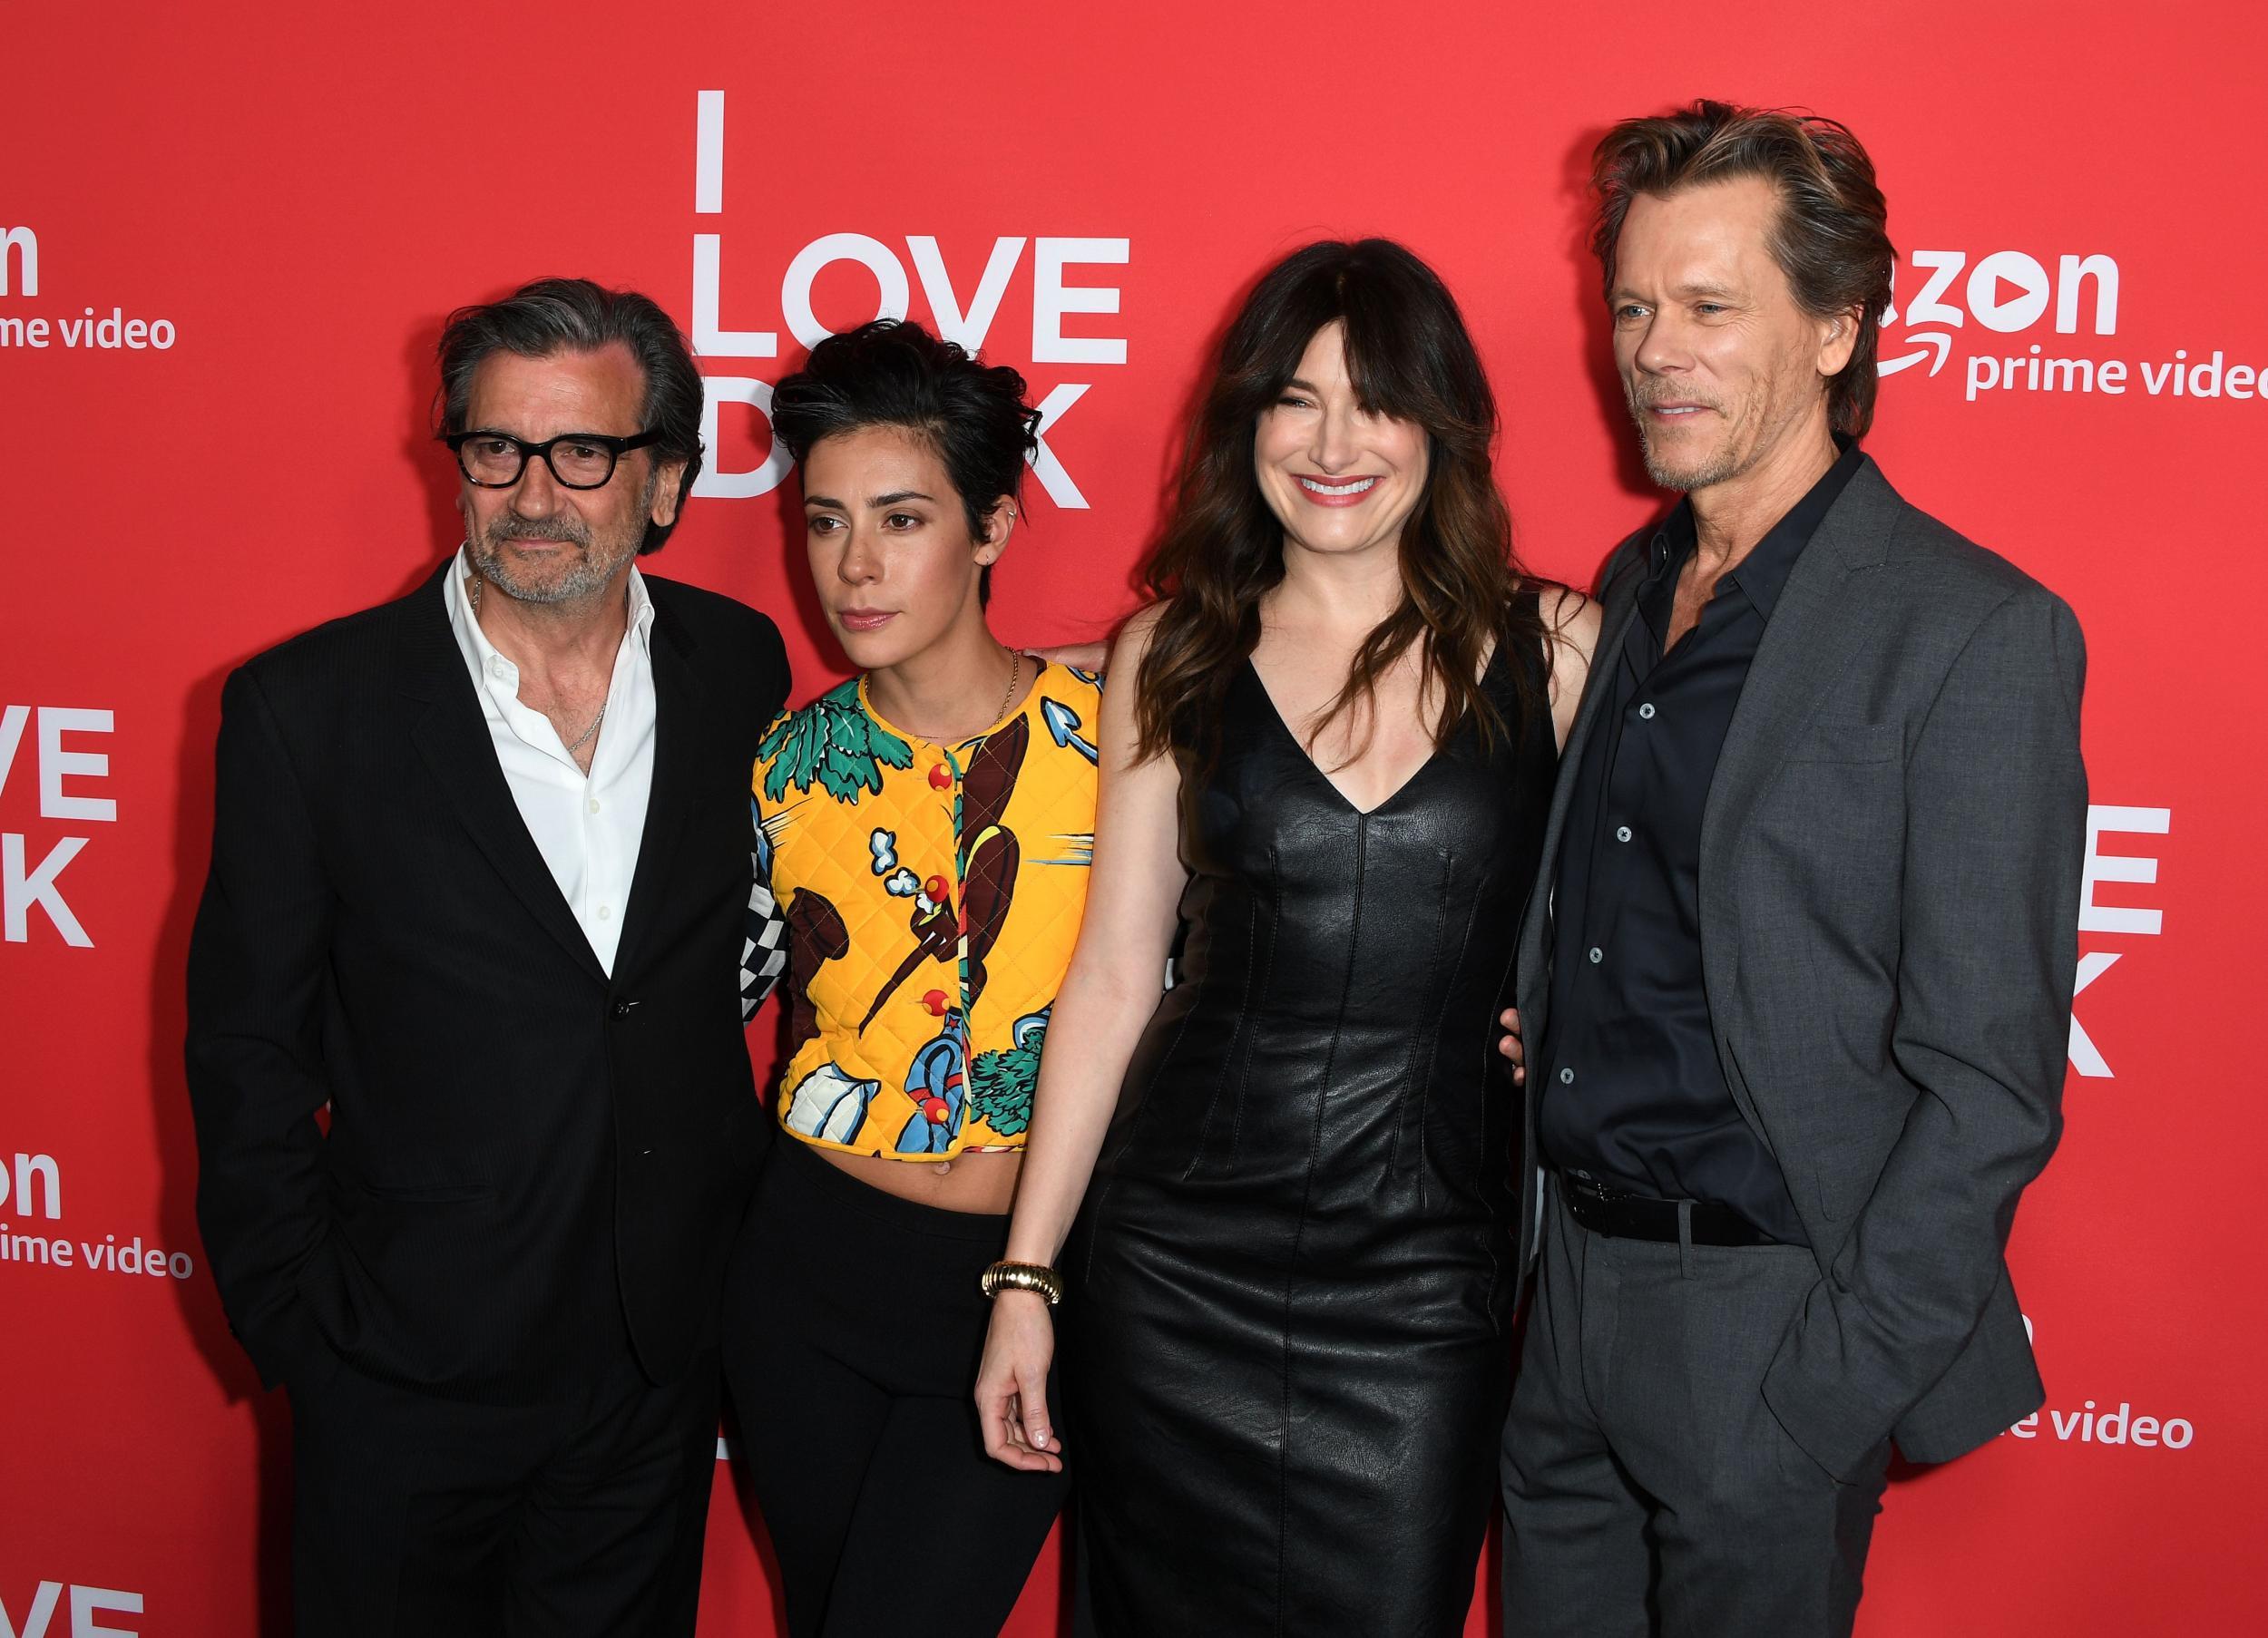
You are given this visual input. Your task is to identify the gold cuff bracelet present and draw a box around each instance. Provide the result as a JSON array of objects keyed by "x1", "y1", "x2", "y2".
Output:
[{"x1": 980, "y1": 1260, "x2": 1064, "y2": 1306}]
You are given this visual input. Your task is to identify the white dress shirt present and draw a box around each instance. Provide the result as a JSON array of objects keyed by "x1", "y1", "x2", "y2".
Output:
[{"x1": 445, "y1": 546, "x2": 658, "y2": 975}]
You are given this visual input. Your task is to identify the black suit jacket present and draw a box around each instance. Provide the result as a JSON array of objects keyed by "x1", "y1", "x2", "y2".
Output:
[
  {"x1": 187, "y1": 561, "x2": 790, "y2": 1401},
  {"x1": 1516, "y1": 457, "x2": 2087, "y2": 1477}
]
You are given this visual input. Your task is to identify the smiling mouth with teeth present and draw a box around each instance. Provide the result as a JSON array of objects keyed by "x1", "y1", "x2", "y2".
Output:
[{"x1": 1298, "y1": 476, "x2": 1379, "y2": 496}]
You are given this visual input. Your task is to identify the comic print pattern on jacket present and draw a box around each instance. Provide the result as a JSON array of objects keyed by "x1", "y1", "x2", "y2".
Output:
[{"x1": 742, "y1": 659, "x2": 1100, "y2": 1161}]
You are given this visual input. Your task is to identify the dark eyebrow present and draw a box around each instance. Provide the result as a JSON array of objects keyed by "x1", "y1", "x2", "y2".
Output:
[
  {"x1": 467, "y1": 427, "x2": 634, "y2": 444},
  {"x1": 1611, "y1": 281, "x2": 1743, "y2": 303},
  {"x1": 802, "y1": 489, "x2": 936, "y2": 510},
  {"x1": 1282, "y1": 378, "x2": 1320, "y2": 394}
]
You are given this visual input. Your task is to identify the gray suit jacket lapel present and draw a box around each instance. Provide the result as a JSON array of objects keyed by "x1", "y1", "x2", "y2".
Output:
[
  {"x1": 1696, "y1": 459, "x2": 1905, "y2": 1086},
  {"x1": 1515, "y1": 544, "x2": 1647, "y2": 1030}
]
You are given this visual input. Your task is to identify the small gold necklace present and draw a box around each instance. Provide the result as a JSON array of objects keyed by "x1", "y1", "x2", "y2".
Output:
[
  {"x1": 885, "y1": 648, "x2": 1023, "y2": 743},
  {"x1": 471, "y1": 574, "x2": 607, "y2": 760},
  {"x1": 991, "y1": 649, "x2": 1022, "y2": 728}
]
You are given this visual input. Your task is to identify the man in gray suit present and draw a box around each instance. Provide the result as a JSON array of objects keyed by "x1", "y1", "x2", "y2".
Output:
[{"x1": 1496, "y1": 102, "x2": 2087, "y2": 1636}]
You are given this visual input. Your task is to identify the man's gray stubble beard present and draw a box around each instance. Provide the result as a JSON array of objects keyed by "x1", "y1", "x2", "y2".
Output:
[{"x1": 472, "y1": 473, "x2": 654, "y2": 604}]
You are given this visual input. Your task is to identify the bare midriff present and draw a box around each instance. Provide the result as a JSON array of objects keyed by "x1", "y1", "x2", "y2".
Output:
[{"x1": 812, "y1": 1144, "x2": 1022, "y2": 1215}]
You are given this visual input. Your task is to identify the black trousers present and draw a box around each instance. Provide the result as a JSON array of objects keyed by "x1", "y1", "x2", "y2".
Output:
[
  {"x1": 724, "y1": 1136, "x2": 1069, "y2": 1638},
  {"x1": 288, "y1": 1336, "x2": 720, "y2": 1638},
  {"x1": 1500, "y1": 1180, "x2": 1892, "y2": 1638}
]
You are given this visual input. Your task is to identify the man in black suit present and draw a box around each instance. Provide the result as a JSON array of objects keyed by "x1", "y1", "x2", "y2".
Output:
[
  {"x1": 1497, "y1": 105, "x2": 2087, "y2": 1634},
  {"x1": 187, "y1": 278, "x2": 790, "y2": 1635}
]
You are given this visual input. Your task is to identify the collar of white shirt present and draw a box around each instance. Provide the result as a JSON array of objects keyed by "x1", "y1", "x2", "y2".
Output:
[
  {"x1": 441, "y1": 546, "x2": 661, "y2": 975},
  {"x1": 444, "y1": 544, "x2": 657, "y2": 770}
]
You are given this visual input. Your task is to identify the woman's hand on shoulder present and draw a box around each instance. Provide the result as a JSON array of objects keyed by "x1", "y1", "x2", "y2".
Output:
[
  {"x1": 1025, "y1": 601, "x2": 1170, "y2": 683},
  {"x1": 975, "y1": 1291, "x2": 1064, "y2": 1472},
  {"x1": 1028, "y1": 639, "x2": 1110, "y2": 674},
  {"x1": 1539, "y1": 584, "x2": 1603, "y2": 753}
]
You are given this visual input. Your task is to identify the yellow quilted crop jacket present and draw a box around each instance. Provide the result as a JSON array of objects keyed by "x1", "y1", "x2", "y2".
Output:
[{"x1": 744, "y1": 661, "x2": 1101, "y2": 1160}]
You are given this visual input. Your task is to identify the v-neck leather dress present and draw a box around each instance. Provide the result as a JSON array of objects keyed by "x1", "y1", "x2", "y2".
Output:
[{"x1": 1065, "y1": 611, "x2": 1556, "y2": 1635}]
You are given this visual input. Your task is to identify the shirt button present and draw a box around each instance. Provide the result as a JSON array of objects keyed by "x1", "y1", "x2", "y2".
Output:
[
  {"x1": 1637, "y1": 703, "x2": 1656, "y2": 720},
  {"x1": 1588, "y1": 947, "x2": 1603, "y2": 964},
  {"x1": 597, "y1": 904, "x2": 612, "y2": 921},
  {"x1": 927, "y1": 764, "x2": 953, "y2": 790},
  {"x1": 1615, "y1": 825, "x2": 1633, "y2": 843},
  {"x1": 587, "y1": 797, "x2": 601, "y2": 815},
  {"x1": 1559, "y1": 1068, "x2": 1576, "y2": 1085},
  {"x1": 488, "y1": 657, "x2": 510, "y2": 678}
]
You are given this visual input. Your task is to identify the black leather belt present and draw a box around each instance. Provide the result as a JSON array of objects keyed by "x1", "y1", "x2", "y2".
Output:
[{"x1": 1559, "y1": 1173, "x2": 1779, "y2": 1247}]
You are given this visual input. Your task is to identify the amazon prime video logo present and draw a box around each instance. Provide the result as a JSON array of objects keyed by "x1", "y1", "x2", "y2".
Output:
[{"x1": 1878, "y1": 249, "x2": 2118, "y2": 380}]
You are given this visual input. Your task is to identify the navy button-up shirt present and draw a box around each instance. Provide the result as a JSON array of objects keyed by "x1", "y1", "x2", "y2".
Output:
[{"x1": 1538, "y1": 440, "x2": 1864, "y2": 1243}]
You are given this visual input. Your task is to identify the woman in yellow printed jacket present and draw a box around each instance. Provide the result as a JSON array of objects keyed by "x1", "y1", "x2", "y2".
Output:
[{"x1": 728, "y1": 318, "x2": 1094, "y2": 1637}]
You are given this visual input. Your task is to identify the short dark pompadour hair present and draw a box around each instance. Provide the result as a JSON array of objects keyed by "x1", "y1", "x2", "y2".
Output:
[
  {"x1": 769, "y1": 319, "x2": 1040, "y2": 601},
  {"x1": 435, "y1": 278, "x2": 705, "y2": 554},
  {"x1": 1590, "y1": 101, "x2": 1896, "y2": 437}
]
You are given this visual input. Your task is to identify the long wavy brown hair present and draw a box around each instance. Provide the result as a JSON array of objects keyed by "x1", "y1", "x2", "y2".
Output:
[{"x1": 1133, "y1": 239, "x2": 1547, "y2": 772}]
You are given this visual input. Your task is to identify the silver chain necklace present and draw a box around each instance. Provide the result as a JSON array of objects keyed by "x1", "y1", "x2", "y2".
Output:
[{"x1": 471, "y1": 574, "x2": 607, "y2": 761}]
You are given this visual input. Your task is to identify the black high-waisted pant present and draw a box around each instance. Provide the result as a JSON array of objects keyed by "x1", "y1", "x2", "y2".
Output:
[{"x1": 722, "y1": 1136, "x2": 1069, "y2": 1637}]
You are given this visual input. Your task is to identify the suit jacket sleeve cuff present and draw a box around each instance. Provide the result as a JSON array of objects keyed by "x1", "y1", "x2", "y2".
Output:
[
  {"x1": 238, "y1": 1293, "x2": 337, "y2": 1393},
  {"x1": 1761, "y1": 1299, "x2": 1904, "y2": 1482}
]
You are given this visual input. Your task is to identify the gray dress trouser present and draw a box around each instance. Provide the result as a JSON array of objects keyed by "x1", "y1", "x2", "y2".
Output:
[{"x1": 1501, "y1": 1179, "x2": 1892, "y2": 1638}]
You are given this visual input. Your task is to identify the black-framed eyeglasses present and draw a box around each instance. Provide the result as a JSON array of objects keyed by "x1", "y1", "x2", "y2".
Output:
[{"x1": 444, "y1": 428, "x2": 663, "y2": 490}]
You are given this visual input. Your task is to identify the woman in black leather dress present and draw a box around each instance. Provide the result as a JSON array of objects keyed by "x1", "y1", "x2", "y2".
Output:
[{"x1": 974, "y1": 239, "x2": 1598, "y2": 1634}]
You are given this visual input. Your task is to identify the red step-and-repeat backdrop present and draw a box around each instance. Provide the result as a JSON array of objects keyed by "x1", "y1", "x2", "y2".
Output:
[{"x1": 4, "y1": 2, "x2": 2261, "y2": 1632}]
